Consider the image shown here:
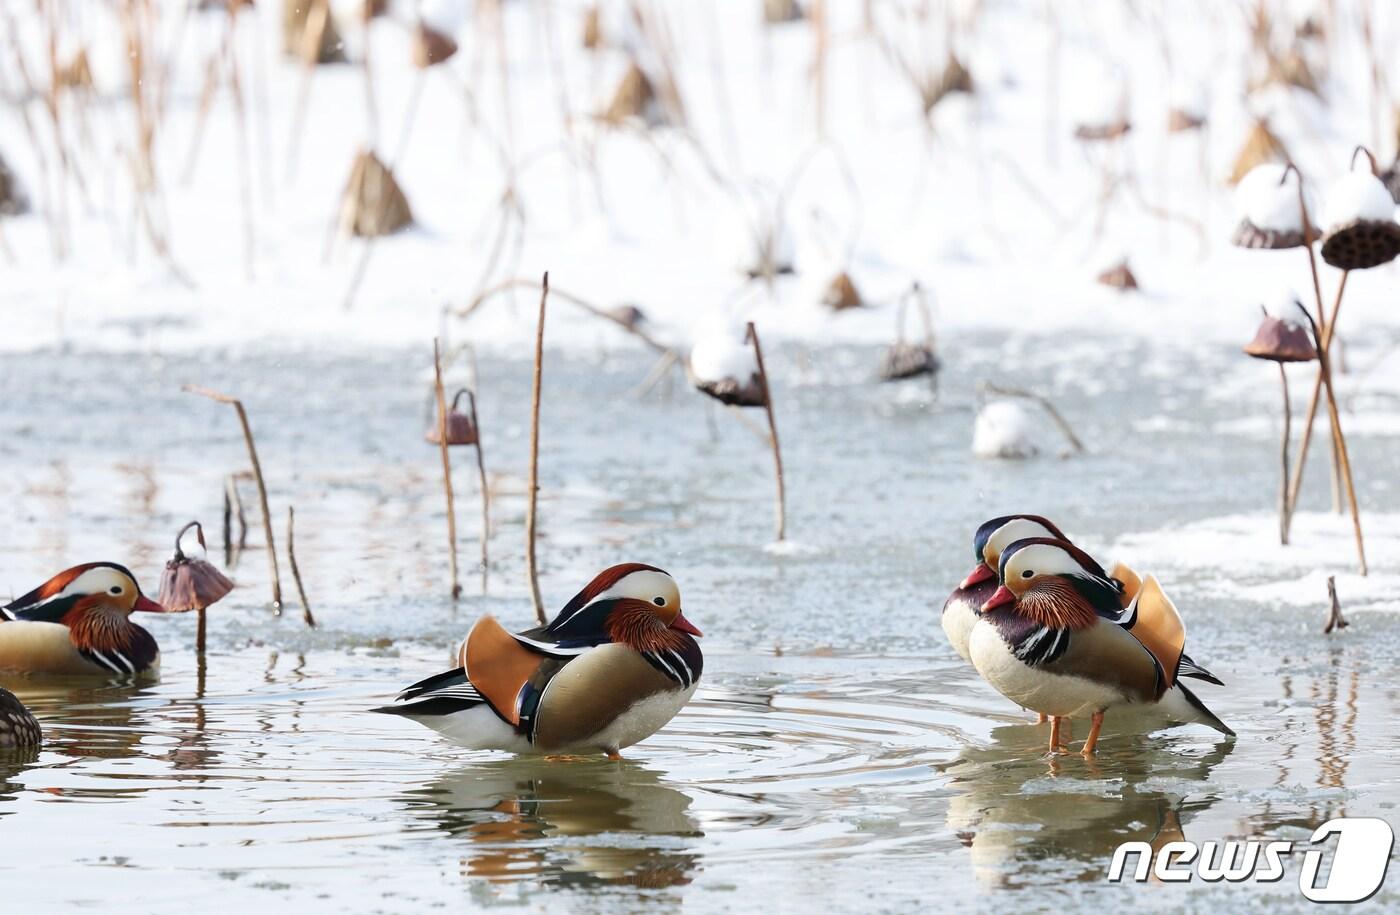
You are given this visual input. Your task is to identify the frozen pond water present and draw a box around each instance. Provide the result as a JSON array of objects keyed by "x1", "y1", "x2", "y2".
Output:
[{"x1": 1, "y1": 337, "x2": 1398, "y2": 912}]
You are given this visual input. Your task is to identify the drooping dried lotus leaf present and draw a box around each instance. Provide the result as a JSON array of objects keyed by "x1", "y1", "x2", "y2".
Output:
[{"x1": 339, "y1": 149, "x2": 413, "y2": 238}]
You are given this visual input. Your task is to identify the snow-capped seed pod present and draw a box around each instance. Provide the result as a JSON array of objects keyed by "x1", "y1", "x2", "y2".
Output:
[
  {"x1": 1244, "y1": 314, "x2": 1316, "y2": 363},
  {"x1": 1230, "y1": 120, "x2": 1289, "y2": 185},
  {"x1": 425, "y1": 389, "x2": 479, "y2": 446},
  {"x1": 1231, "y1": 163, "x2": 1315, "y2": 249},
  {"x1": 339, "y1": 149, "x2": 413, "y2": 237},
  {"x1": 411, "y1": 23, "x2": 457, "y2": 68},
  {"x1": 821, "y1": 271, "x2": 863, "y2": 311},
  {"x1": 159, "y1": 522, "x2": 236, "y2": 614},
  {"x1": 972, "y1": 400, "x2": 1038, "y2": 459},
  {"x1": 1096, "y1": 259, "x2": 1137, "y2": 290},
  {"x1": 690, "y1": 327, "x2": 767, "y2": 407},
  {"x1": 1319, "y1": 147, "x2": 1400, "y2": 270}
]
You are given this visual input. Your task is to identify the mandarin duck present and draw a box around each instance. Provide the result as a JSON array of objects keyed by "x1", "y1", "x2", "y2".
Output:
[
  {"x1": 0, "y1": 563, "x2": 169, "y2": 677},
  {"x1": 375, "y1": 564, "x2": 702, "y2": 758},
  {"x1": 969, "y1": 538, "x2": 1232, "y2": 755},
  {"x1": 943, "y1": 514, "x2": 1068, "y2": 662},
  {"x1": 0, "y1": 689, "x2": 41, "y2": 748}
]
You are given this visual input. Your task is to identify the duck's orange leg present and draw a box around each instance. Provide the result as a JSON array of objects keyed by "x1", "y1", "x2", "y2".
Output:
[
  {"x1": 1081, "y1": 711, "x2": 1105, "y2": 756},
  {"x1": 1035, "y1": 712, "x2": 1047, "y2": 724},
  {"x1": 1047, "y1": 716, "x2": 1063, "y2": 754}
]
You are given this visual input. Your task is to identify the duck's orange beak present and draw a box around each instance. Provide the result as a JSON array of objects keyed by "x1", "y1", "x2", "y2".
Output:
[
  {"x1": 959, "y1": 563, "x2": 996, "y2": 590},
  {"x1": 670, "y1": 612, "x2": 702, "y2": 637},
  {"x1": 980, "y1": 586, "x2": 1015, "y2": 613},
  {"x1": 133, "y1": 594, "x2": 170, "y2": 613}
]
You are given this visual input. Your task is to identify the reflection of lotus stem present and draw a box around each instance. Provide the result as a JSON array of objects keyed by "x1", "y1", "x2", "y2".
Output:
[
  {"x1": 287, "y1": 506, "x2": 316, "y2": 628},
  {"x1": 1277, "y1": 363, "x2": 1291, "y2": 545},
  {"x1": 526, "y1": 274, "x2": 549, "y2": 623},
  {"x1": 746, "y1": 322, "x2": 786, "y2": 542},
  {"x1": 222, "y1": 473, "x2": 248, "y2": 567},
  {"x1": 432, "y1": 339, "x2": 461, "y2": 600},
  {"x1": 183, "y1": 385, "x2": 283, "y2": 609},
  {"x1": 467, "y1": 389, "x2": 490, "y2": 574}
]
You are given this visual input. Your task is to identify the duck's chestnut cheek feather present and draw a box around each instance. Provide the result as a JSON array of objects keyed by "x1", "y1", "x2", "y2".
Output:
[
  {"x1": 670, "y1": 612, "x2": 703, "y2": 637},
  {"x1": 980, "y1": 585, "x2": 1016, "y2": 613},
  {"x1": 960, "y1": 563, "x2": 997, "y2": 590}
]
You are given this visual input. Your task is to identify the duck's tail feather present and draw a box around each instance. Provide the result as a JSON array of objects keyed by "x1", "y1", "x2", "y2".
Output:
[
  {"x1": 372, "y1": 667, "x2": 488, "y2": 717},
  {"x1": 1177, "y1": 652, "x2": 1224, "y2": 686}
]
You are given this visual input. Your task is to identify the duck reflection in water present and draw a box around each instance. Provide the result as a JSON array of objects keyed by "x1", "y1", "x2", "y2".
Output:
[
  {"x1": 944, "y1": 721, "x2": 1235, "y2": 888},
  {"x1": 404, "y1": 757, "x2": 702, "y2": 891}
]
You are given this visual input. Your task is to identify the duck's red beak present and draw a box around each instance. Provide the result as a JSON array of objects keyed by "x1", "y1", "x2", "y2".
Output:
[
  {"x1": 980, "y1": 586, "x2": 1016, "y2": 614},
  {"x1": 670, "y1": 612, "x2": 702, "y2": 637},
  {"x1": 133, "y1": 594, "x2": 170, "y2": 613},
  {"x1": 959, "y1": 562, "x2": 996, "y2": 590}
]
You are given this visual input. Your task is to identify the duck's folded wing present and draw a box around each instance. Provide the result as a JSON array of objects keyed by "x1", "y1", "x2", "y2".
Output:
[
  {"x1": 1055, "y1": 620, "x2": 1163, "y2": 703},
  {"x1": 458, "y1": 615, "x2": 566, "y2": 727},
  {"x1": 1115, "y1": 575, "x2": 1186, "y2": 689}
]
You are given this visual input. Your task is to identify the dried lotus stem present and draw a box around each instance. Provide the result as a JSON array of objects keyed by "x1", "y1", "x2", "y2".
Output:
[
  {"x1": 183, "y1": 385, "x2": 283, "y2": 609},
  {"x1": 746, "y1": 322, "x2": 786, "y2": 542},
  {"x1": 432, "y1": 338, "x2": 461, "y2": 600},
  {"x1": 287, "y1": 507, "x2": 315, "y2": 628},
  {"x1": 526, "y1": 274, "x2": 549, "y2": 624}
]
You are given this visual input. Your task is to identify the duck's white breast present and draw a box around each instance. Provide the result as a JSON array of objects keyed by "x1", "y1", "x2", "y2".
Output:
[
  {"x1": 968, "y1": 622, "x2": 1124, "y2": 719},
  {"x1": 942, "y1": 597, "x2": 979, "y2": 662}
]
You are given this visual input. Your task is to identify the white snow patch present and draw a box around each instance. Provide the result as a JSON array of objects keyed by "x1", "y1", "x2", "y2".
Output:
[
  {"x1": 972, "y1": 400, "x2": 1038, "y2": 459},
  {"x1": 1321, "y1": 170, "x2": 1399, "y2": 228},
  {"x1": 689, "y1": 328, "x2": 758, "y2": 385},
  {"x1": 1236, "y1": 164, "x2": 1311, "y2": 233},
  {"x1": 1109, "y1": 512, "x2": 1400, "y2": 610}
]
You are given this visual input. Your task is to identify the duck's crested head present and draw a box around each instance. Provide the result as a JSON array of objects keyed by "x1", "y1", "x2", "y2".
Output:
[
  {"x1": 980, "y1": 537, "x2": 1119, "y2": 630},
  {"x1": 553, "y1": 563, "x2": 701, "y2": 638},
  {"x1": 4, "y1": 562, "x2": 167, "y2": 621},
  {"x1": 960, "y1": 515, "x2": 1066, "y2": 589}
]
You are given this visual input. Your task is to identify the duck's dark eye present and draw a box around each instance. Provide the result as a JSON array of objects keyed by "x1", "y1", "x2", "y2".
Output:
[
  {"x1": 652, "y1": 597, "x2": 666, "y2": 607},
  {"x1": 110, "y1": 586, "x2": 123, "y2": 594},
  {"x1": 1021, "y1": 570, "x2": 1034, "y2": 579}
]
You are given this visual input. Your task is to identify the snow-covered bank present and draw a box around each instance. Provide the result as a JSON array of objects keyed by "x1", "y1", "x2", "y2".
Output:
[{"x1": 2, "y1": 1, "x2": 1399, "y2": 361}]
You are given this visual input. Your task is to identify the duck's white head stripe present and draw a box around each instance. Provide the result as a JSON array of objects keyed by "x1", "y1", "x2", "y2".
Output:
[
  {"x1": 553, "y1": 568, "x2": 679, "y2": 628},
  {"x1": 986, "y1": 518, "x2": 1060, "y2": 562}
]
